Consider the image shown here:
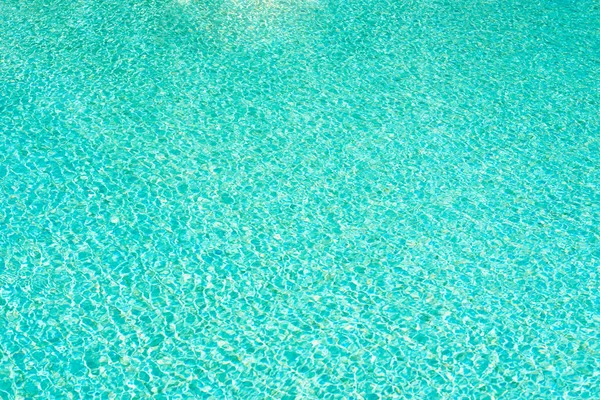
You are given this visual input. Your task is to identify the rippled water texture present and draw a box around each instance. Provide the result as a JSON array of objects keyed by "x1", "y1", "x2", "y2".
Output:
[{"x1": 1, "y1": 0, "x2": 599, "y2": 398}]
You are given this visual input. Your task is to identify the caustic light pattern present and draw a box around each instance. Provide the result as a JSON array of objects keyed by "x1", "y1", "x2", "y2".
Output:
[{"x1": 0, "y1": 0, "x2": 599, "y2": 398}]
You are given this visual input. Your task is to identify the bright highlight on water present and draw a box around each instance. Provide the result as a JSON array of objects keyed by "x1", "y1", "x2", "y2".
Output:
[{"x1": 0, "y1": 0, "x2": 599, "y2": 398}]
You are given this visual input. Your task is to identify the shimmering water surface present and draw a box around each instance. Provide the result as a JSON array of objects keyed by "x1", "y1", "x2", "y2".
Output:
[{"x1": 1, "y1": 0, "x2": 599, "y2": 398}]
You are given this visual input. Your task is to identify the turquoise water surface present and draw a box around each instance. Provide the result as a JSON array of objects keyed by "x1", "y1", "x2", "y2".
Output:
[{"x1": 1, "y1": 0, "x2": 599, "y2": 398}]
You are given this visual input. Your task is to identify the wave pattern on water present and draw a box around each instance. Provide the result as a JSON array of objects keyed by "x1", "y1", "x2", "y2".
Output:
[{"x1": 0, "y1": 0, "x2": 599, "y2": 398}]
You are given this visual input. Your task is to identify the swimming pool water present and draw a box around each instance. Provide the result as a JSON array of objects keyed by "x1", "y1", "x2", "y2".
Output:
[{"x1": 1, "y1": 0, "x2": 599, "y2": 398}]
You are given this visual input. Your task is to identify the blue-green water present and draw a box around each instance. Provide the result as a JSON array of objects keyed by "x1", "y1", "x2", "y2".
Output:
[{"x1": 1, "y1": 0, "x2": 599, "y2": 397}]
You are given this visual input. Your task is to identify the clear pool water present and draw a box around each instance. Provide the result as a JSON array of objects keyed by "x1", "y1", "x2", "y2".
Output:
[{"x1": 1, "y1": 0, "x2": 599, "y2": 398}]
